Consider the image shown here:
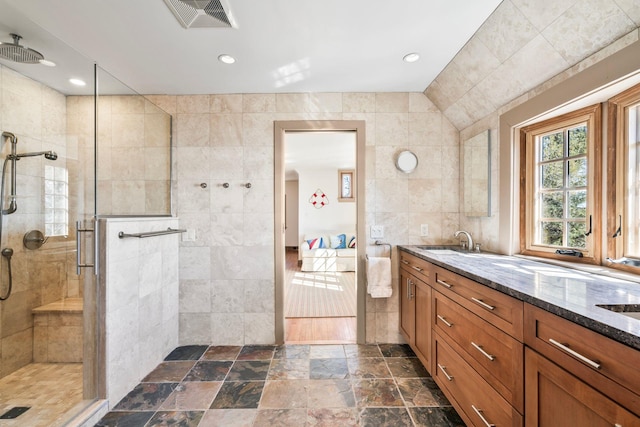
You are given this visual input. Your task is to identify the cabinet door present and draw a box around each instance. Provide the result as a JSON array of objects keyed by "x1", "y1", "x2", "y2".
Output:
[
  {"x1": 525, "y1": 348, "x2": 639, "y2": 427},
  {"x1": 413, "y1": 280, "x2": 431, "y2": 373},
  {"x1": 399, "y1": 269, "x2": 415, "y2": 344}
]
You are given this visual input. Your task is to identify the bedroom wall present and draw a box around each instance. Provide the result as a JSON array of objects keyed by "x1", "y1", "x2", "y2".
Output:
[
  {"x1": 298, "y1": 168, "x2": 356, "y2": 242},
  {"x1": 284, "y1": 179, "x2": 299, "y2": 247}
]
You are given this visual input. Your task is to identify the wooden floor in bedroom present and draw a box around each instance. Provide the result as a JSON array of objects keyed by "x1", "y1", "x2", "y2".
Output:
[
  {"x1": 284, "y1": 247, "x2": 357, "y2": 344},
  {"x1": 285, "y1": 316, "x2": 357, "y2": 344}
]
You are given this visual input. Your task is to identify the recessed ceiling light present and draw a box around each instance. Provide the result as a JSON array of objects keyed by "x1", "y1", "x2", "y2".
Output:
[
  {"x1": 403, "y1": 53, "x2": 420, "y2": 63},
  {"x1": 218, "y1": 54, "x2": 235, "y2": 64},
  {"x1": 39, "y1": 59, "x2": 56, "y2": 67},
  {"x1": 69, "y1": 78, "x2": 86, "y2": 86}
]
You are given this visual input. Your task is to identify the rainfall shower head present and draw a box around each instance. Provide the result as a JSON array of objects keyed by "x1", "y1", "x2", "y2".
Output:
[
  {"x1": 12, "y1": 150, "x2": 58, "y2": 160},
  {"x1": 0, "y1": 34, "x2": 44, "y2": 64}
]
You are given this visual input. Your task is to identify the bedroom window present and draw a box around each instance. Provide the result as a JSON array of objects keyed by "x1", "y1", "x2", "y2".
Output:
[
  {"x1": 519, "y1": 104, "x2": 601, "y2": 263},
  {"x1": 338, "y1": 169, "x2": 355, "y2": 202}
]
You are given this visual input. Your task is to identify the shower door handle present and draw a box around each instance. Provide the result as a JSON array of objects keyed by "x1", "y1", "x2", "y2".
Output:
[{"x1": 76, "y1": 220, "x2": 94, "y2": 275}]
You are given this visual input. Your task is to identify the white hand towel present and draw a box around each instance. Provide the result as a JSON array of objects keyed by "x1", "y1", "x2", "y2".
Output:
[{"x1": 366, "y1": 256, "x2": 392, "y2": 298}]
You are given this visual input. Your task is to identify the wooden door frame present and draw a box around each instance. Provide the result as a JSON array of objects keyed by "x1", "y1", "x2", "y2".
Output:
[{"x1": 274, "y1": 120, "x2": 366, "y2": 344}]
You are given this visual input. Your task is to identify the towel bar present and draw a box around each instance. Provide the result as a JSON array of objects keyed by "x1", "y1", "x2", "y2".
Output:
[
  {"x1": 118, "y1": 228, "x2": 186, "y2": 239},
  {"x1": 366, "y1": 240, "x2": 391, "y2": 259}
]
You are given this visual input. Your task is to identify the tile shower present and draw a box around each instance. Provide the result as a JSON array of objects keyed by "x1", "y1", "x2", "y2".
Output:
[{"x1": 0, "y1": 56, "x2": 174, "y2": 425}]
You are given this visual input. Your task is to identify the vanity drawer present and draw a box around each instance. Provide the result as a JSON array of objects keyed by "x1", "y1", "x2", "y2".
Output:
[
  {"x1": 434, "y1": 291, "x2": 524, "y2": 411},
  {"x1": 399, "y1": 252, "x2": 432, "y2": 284},
  {"x1": 433, "y1": 265, "x2": 523, "y2": 340},
  {"x1": 433, "y1": 331, "x2": 523, "y2": 427},
  {"x1": 524, "y1": 304, "x2": 640, "y2": 415}
]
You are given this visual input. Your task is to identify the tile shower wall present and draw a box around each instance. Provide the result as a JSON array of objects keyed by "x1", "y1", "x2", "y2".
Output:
[
  {"x1": 0, "y1": 65, "x2": 79, "y2": 379},
  {"x1": 424, "y1": 0, "x2": 640, "y2": 252},
  {"x1": 144, "y1": 92, "x2": 460, "y2": 346},
  {"x1": 102, "y1": 217, "x2": 180, "y2": 405},
  {"x1": 67, "y1": 95, "x2": 172, "y2": 216}
]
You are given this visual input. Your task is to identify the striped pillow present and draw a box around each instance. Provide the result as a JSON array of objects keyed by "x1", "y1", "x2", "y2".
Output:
[{"x1": 348, "y1": 236, "x2": 356, "y2": 248}]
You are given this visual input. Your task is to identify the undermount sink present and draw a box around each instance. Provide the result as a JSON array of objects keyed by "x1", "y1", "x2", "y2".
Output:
[
  {"x1": 596, "y1": 304, "x2": 640, "y2": 321},
  {"x1": 416, "y1": 245, "x2": 463, "y2": 255}
]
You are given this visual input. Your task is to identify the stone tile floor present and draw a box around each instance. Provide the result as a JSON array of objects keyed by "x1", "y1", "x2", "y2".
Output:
[{"x1": 95, "y1": 344, "x2": 464, "y2": 427}]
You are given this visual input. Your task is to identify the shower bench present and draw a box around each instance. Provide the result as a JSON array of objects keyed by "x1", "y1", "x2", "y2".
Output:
[{"x1": 32, "y1": 298, "x2": 83, "y2": 363}]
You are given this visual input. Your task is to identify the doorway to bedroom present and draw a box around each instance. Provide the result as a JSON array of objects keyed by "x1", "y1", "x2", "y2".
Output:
[{"x1": 274, "y1": 121, "x2": 366, "y2": 345}]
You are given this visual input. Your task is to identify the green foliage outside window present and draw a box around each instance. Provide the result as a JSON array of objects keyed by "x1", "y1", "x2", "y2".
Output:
[{"x1": 537, "y1": 125, "x2": 587, "y2": 248}]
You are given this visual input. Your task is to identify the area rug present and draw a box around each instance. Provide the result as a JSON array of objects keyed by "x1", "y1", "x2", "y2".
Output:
[{"x1": 284, "y1": 269, "x2": 357, "y2": 318}]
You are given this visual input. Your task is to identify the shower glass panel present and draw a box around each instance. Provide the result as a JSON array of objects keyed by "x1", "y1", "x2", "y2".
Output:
[
  {"x1": 0, "y1": 3, "x2": 173, "y2": 423},
  {"x1": 0, "y1": 30, "x2": 99, "y2": 427},
  {"x1": 95, "y1": 67, "x2": 172, "y2": 217}
]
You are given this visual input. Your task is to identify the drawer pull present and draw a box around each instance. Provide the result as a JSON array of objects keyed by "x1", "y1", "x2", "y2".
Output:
[
  {"x1": 437, "y1": 363, "x2": 454, "y2": 381},
  {"x1": 472, "y1": 405, "x2": 495, "y2": 427},
  {"x1": 412, "y1": 265, "x2": 423, "y2": 272},
  {"x1": 401, "y1": 259, "x2": 409, "y2": 265},
  {"x1": 549, "y1": 338, "x2": 601, "y2": 370},
  {"x1": 437, "y1": 315, "x2": 453, "y2": 328},
  {"x1": 471, "y1": 297, "x2": 495, "y2": 311},
  {"x1": 436, "y1": 279, "x2": 452, "y2": 288},
  {"x1": 406, "y1": 278, "x2": 414, "y2": 300},
  {"x1": 471, "y1": 342, "x2": 495, "y2": 361}
]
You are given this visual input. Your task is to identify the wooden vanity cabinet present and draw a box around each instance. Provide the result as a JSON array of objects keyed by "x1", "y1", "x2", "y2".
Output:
[
  {"x1": 525, "y1": 347, "x2": 639, "y2": 427},
  {"x1": 430, "y1": 267, "x2": 524, "y2": 426},
  {"x1": 524, "y1": 304, "x2": 640, "y2": 423},
  {"x1": 433, "y1": 265, "x2": 523, "y2": 340},
  {"x1": 434, "y1": 331, "x2": 523, "y2": 427},
  {"x1": 434, "y1": 291, "x2": 524, "y2": 411},
  {"x1": 399, "y1": 253, "x2": 432, "y2": 371},
  {"x1": 398, "y1": 248, "x2": 640, "y2": 426}
]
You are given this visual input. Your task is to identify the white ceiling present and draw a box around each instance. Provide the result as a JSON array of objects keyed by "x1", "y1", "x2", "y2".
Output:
[{"x1": 0, "y1": 0, "x2": 502, "y2": 95}]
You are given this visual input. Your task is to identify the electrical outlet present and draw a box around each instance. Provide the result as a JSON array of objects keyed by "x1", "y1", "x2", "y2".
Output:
[
  {"x1": 420, "y1": 224, "x2": 429, "y2": 237},
  {"x1": 370, "y1": 225, "x2": 384, "y2": 239}
]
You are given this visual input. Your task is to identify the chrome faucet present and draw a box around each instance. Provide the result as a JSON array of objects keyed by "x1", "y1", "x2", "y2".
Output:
[{"x1": 454, "y1": 230, "x2": 473, "y2": 251}]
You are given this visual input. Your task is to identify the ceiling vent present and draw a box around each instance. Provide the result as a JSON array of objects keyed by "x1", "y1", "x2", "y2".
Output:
[{"x1": 163, "y1": 0, "x2": 238, "y2": 29}]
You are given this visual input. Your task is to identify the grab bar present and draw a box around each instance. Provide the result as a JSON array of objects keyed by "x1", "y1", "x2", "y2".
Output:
[{"x1": 118, "y1": 228, "x2": 186, "y2": 239}]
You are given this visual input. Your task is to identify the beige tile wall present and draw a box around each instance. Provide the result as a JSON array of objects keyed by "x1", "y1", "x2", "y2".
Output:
[
  {"x1": 0, "y1": 65, "x2": 79, "y2": 379},
  {"x1": 102, "y1": 217, "x2": 180, "y2": 405},
  {"x1": 145, "y1": 92, "x2": 460, "y2": 345},
  {"x1": 426, "y1": 0, "x2": 640, "y2": 131},
  {"x1": 426, "y1": 0, "x2": 640, "y2": 253}
]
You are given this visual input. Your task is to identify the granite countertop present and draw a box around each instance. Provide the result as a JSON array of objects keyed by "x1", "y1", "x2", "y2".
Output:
[{"x1": 398, "y1": 245, "x2": 640, "y2": 351}]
